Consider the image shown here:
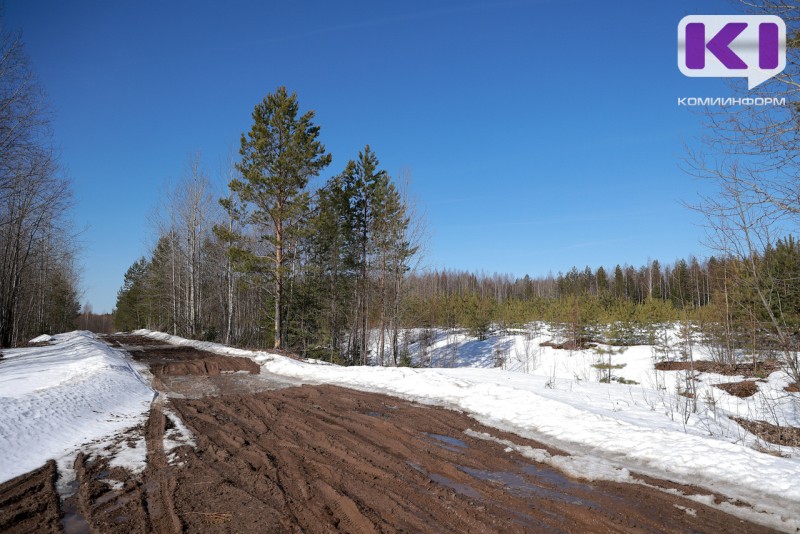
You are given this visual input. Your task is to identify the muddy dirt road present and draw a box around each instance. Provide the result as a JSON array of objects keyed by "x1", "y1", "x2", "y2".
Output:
[{"x1": 0, "y1": 334, "x2": 778, "y2": 533}]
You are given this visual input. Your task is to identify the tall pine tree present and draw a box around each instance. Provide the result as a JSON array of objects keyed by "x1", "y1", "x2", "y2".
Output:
[{"x1": 230, "y1": 87, "x2": 331, "y2": 349}]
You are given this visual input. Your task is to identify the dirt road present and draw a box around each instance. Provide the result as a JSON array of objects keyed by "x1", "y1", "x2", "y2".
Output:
[{"x1": 0, "y1": 334, "x2": 778, "y2": 533}]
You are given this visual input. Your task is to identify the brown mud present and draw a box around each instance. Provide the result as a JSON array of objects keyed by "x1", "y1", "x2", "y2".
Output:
[
  {"x1": 105, "y1": 334, "x2": 261, "y2": 377},
  {"x1": 654, "y1": 360, "x2": 781, "y2": 376},
  {"x1": 0, "y1": 460, "x2": 61, "y2": 533},
  {"x1": 0, "y1": 334, "x2": 782, "y2": 533}
]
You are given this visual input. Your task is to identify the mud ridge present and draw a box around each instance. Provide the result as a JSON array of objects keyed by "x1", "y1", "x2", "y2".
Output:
[{"x1": 0, "y1": 460, "x2": 61, "y2": 533}]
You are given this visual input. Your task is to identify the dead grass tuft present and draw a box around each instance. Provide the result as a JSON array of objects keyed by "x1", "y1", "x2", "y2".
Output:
[
  {"x1": 732, "y1": 416, "x2": 800, "y2": 448},
  {"x1": 714, "y1": 380, "x2": 760, "y2": 398}
]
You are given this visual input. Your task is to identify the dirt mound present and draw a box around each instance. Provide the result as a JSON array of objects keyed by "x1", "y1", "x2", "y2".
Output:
[
  {"x1": 103, "y1": 334, "x2": 176, "y2": 347},
  {"x1": 0, "y1": 460, "x2": 61, "y2": 533},
  {"x1": 128, "y1": 345, "x2": 260, "y2": 377},
  {"x1": 103, "y1": 334, "x2": 261, "y2": 377}
]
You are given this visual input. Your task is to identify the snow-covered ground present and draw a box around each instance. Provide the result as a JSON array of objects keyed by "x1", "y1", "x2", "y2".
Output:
[
  {"x1": 0, "y1": 331, "x2": 155, "y2": 487},
  {"x1": 137, "y1": 326, "x2": 800, "y2": 531},
  {"x1": 398, "y1": 324, "x2": 800, "y2": 431},
  {"x1": 2, "y1": 327, "x2": 799, "y2": 530}
]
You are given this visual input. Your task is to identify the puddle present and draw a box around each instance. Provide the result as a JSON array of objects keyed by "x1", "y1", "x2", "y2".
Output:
[
  {"x1": 424, "y1": 433, "x2": 468, "y2": 453},
  {"x1": 61, "y1": 503, "x2": 91, "y2": 534},
  {"x1": 405, "y1": 460, "x2": 480, "y2": 500},
  {"x1": 520, "y1": 463, "x2": 588, "y2": 492},
  {"x1": 60, "y1": 480, "x2": 90, "y2": 534},
  {"x1": 459, "y1": 466, "x2": 598, "y2": 509},
  {"x1": 406, "y1": 461, "x2": 425, "y2": 474},
  {"x1": 429, "y1": 473, "x2": 481, "y2": 499}
]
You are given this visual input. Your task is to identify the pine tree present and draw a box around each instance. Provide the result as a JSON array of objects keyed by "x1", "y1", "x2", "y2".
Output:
[{"x1": 230, "y1": 87, "x2": 331, "y2": 349}]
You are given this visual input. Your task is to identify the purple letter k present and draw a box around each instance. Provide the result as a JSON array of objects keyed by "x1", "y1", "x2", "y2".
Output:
[{"x1": 686, "y1": 22, "x2": 748, "y2": 70}]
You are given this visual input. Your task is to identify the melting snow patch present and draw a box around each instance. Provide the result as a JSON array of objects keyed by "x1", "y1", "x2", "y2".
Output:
[
  {"x1": 0, "y1": 331, "x2": 155, "y2": 484},
  {"x1": 109, "y1": 435, "x2": 147, "y2": 475},
  {"x1": 163, "y1": 406, "x2": 196, "y2": 464},
  {"x1": 674, "y1": 504, "x2": 697, "y2": 517},
  {"x1": 464, "y1": 429, "x2": 632, "y2": 483}
]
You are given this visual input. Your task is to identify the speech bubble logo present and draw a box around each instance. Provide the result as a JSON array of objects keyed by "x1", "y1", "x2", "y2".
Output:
[{"x1": 678, "y1": 15, "x2": 786, "y2": 90}]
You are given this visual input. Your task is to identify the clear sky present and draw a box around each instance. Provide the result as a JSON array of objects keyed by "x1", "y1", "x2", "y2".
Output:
[{"x1": 6, "y1": 0, "x2": 738, "y2": 313}]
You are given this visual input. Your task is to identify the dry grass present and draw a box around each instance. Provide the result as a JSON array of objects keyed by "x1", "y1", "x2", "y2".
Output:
[
  {"x1": 732, "y1": 417, "x2": 800, "y2": 448},
  {"x1": 714, "y1": 380, "x2": 760, "y2": 398},
  {"x1": 654, "y1": 360, "x2": 780, "y2": 377}
]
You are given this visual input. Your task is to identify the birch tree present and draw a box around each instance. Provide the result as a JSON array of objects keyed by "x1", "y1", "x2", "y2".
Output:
[{"x1": 0, "y1": 23, "x2": 78, "y2": 346}]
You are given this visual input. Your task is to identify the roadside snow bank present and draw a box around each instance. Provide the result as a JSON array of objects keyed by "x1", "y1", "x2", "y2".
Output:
[
  {"x1": 0, "y1": 331, "x2": 155, "y2": 483},
  {"x1": 134, "y1": 329, "x2": 800, "y2": 523}
]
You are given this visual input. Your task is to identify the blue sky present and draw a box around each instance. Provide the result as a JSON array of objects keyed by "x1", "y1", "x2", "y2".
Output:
[{"x1": 7, "y1": 0, "x2": 738, "y2": 313}]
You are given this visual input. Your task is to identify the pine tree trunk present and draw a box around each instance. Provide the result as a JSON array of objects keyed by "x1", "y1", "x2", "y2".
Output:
[
  {"x1": 274, "y1": 222, "x2": 283, "y2": 350},
  {"x1": 379, "y1": 249, "x2": 387, "y2": 366}
]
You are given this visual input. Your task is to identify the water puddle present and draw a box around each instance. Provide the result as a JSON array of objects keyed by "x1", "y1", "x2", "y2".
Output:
[
  {"x1": 459, "y1": 466, "x2": 598, "y2": 509},
  {"x1": 406, "y1": 460, "x2": 425, "y2": 474},
  {"x1": 424, "y1": 433, "x2": 468, "y2": 453},
  {"x1": 428, "y1": 473, "x2": 481, "y2": 499},
  {"x1": 520, "y1": 463, "x2": 588, "y2": 492},
  {"x1": 60, "y1": 479, "x2": 91, "y2": 534},
  {"x1": 405, "y1": 460, "x2": 480, "y2": 499}
]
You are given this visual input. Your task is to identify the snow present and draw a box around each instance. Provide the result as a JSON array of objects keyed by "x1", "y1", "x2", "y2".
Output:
[
  {"x1": 163, "y1": 405, "x2": 196, "y2": 465},
  {"x1": 133, "y1": 327, "x2": 800, "y2": 531},
  {"x1": 0, "y1": 331, "x2": 155, "y2": 484}
]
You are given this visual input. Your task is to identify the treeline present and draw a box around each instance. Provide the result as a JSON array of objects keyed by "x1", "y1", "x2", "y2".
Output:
[
  {"x1": 76, "y1": 306, "x2": 114, "y2": 334},
  {"x1": 0, "y1": 23, "x2": 80, "y2": 347},
  {"x1": 115, "y1": 88, "x2": 419, "y2": 365},
  {"x1": 403, "y1": 240, "x2": 800, "y2": 357}
]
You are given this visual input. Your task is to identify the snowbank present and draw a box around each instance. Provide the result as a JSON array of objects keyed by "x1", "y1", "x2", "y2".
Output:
[{"x1": 0, "y1": 331, "x2": 155, "y2": 483}]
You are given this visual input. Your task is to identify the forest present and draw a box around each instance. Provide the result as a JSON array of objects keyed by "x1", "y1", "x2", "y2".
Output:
[{"x1": 0, "y1": 25, "x2": 80, "y2": 348}]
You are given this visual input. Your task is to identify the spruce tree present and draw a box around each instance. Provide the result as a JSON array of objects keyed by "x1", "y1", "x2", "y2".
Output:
[{"x1": 114, "y1": 258, "x2": 149, "y2": 331}]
